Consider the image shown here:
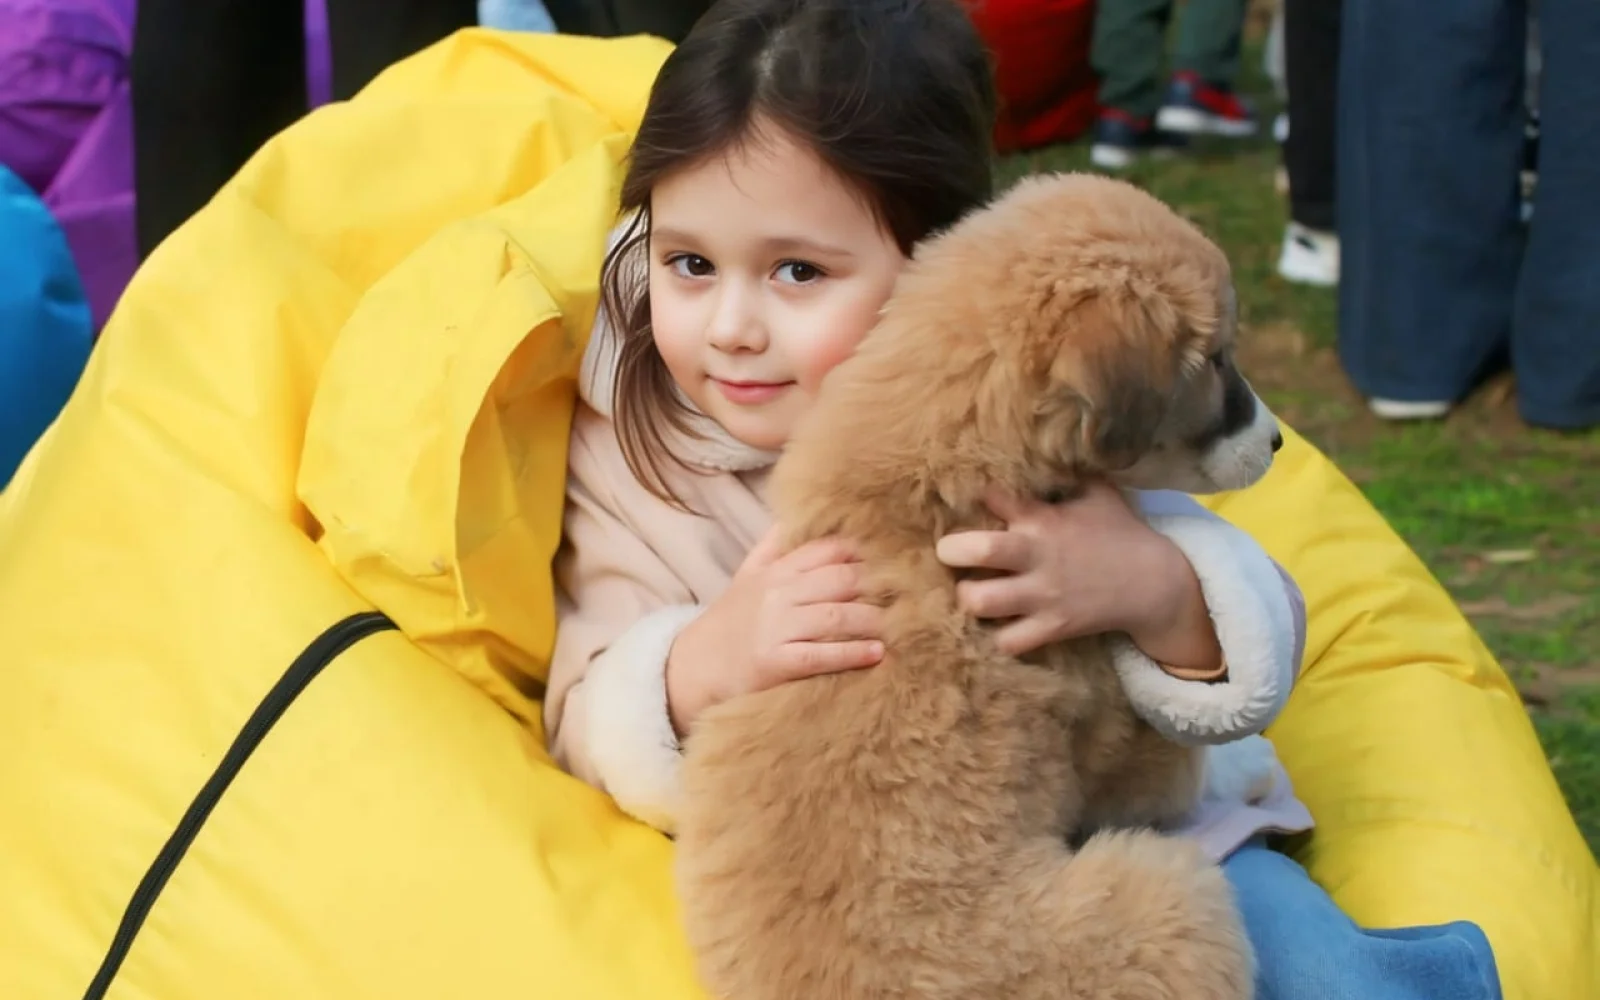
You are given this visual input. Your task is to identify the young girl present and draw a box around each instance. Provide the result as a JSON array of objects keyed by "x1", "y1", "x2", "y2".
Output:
[{"x1": 546, "y1": 2, "x2": 1501, "y2": 997}]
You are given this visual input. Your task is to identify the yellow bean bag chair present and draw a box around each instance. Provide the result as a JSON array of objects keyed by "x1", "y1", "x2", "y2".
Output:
[{"x1": 0, "y1": 28, "x2": 1592, "y2": 1000}]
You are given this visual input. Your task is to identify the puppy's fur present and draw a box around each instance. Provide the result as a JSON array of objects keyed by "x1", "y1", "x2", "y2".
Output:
[{"x1": 675, "y1": 173, "x2": 1279, "y2": 1000}]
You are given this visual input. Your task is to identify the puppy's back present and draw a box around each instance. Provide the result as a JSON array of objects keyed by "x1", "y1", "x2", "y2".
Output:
[{"x1": 673, "y1": 172, "x2": 1251, "y2": 1000}]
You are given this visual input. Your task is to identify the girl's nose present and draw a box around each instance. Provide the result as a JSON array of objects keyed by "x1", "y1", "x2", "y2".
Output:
[{"x1": 706, "y1": 285, "x2": 768, "y2": 354}]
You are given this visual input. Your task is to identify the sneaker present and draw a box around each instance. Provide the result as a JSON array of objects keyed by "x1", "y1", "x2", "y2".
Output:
[
  {"x1": 1368, "y1": 398, "x2": 1452, "y2": 421},
  {"x1": 1277, "y1": 222, "x2": 1339, "y2": 286},
  {"x1": 1156, "y1": 71, "x2": 1258, "y2": 138},
  {"x1": 1089, "y1": 110, "x2": 1189, "y2": 171}
]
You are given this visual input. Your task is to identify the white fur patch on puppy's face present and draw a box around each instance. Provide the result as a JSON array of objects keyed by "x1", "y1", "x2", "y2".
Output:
[
  {"x1": 1114, "y1": 358, "x2": 1281, "y2": 496},
  {"x1": 1194, "y1": 387, "x2": 1279, "y2": 492}
]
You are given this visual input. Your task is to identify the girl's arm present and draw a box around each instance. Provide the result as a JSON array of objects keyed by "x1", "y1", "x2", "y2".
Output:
[
  {"x1": 1114, "y1": 489, "x2": 1306, "y2": 745},
  {"x1": 938, "y1": 486, "x2": 1305, "y2": 746},
  {"x1": 545, "y1": 432, "x2": 698, "y2": 836}
]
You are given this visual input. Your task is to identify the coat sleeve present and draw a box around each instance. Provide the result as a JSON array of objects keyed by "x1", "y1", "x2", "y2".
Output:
[
  {"x1": 1107, "y1": 489, "x2": 1307, "y2": 746},
  {"x1": 545, "y1": 414, "x2": 698, "y2": 836}
]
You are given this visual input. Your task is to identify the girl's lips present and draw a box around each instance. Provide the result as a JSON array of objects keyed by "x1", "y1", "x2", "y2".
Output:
[{"x1": 713, "y1": 378, "x2": 793, "y2": 405}]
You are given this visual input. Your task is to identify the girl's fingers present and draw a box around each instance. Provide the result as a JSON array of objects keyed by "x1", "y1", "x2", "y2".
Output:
[
  {"x1": 955, "y1": 575, "x2": 1036, "y2": 620},
  {"x1": 740, "y1": 526, "x2": 789, "y2": 571},
  {"x1": 786, "y1": 562, "x2": 866, "y2": 605},
  {"x1": 772, "y1": 639, "x2": 886, "y2": 680},
  {"x1": 992, "y1": 615, "x2": 1061, "y2": 658},
  {"x1": 778, "y1": 536, "x2": 860, "y2": 574},
  {"x1": 935, "y1": 529, "x2": 1032, "y2": 572},
  {"x1": 786, "y1": 601, "x2": 885, "y2": 645}
]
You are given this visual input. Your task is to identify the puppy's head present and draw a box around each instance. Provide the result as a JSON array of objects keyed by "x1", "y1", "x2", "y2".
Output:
[{"x1": 905, "y1": 172, "x2": 1280, "y2": 496}]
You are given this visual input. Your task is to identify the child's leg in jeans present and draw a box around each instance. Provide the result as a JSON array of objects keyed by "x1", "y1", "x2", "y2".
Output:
[
  {"x1": 1171, "y1": 0, "x2": 1249, "y2": 87},
  {"x1": 1224, "y1": 838, "x2": 1503, "y2": 1000},
  {"x1": 1090, "y1": 0, "x2": 1176, "y2": 119}
]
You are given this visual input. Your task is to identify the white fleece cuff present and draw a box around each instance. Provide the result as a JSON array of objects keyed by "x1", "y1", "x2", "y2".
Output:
[
  {"x1": 1111, "y1": 514, "x2": 1297, "y2": 745},
  {"x1": 579, "y1": 604, "x2": 704, "y2": 835}
]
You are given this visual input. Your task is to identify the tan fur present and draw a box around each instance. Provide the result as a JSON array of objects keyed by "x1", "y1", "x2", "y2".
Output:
[{"x1": 675, "y1": 173, "x2": 1262, "y2": 1000}]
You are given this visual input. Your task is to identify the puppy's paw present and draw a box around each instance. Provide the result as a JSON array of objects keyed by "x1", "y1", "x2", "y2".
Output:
[{"x1": 1201, "y1": 735, "x2": 1279, "y2": 805}]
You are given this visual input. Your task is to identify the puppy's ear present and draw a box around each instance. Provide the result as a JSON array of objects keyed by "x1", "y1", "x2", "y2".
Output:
[{"x1": 1050, "y1": 293, "x2": 1179, "y2": 471}]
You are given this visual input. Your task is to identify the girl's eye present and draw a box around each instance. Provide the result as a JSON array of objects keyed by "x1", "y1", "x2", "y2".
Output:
[
  {"x1": 1209, "y1": 350, "x2": 1227, "y2": 370},
  {"x1": 775, "y1": 260, "x2": 824, "y2": 285},
  {"x1": 668, "y1": 254, "x2": 714, "y2": 278}
]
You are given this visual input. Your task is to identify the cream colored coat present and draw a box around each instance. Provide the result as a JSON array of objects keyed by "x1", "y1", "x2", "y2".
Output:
[{"x1": 547, "y1": 316, "x2": 1313, "y2": 858}]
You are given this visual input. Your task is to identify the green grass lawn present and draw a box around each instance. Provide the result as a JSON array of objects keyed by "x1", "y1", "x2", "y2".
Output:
[{"x1": 998, "y1": 57, "x2": 1599, "y2": 857}]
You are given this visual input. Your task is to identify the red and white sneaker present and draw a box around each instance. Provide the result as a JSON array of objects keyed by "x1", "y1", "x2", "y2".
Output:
[{"x1": 1156, "y1": 71, "x2": 1258, "y2": 138}]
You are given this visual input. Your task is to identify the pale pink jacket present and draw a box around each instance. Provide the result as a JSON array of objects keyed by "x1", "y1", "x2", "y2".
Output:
[{"x1": 547, "y1": 318, "x2": 1315, "y2": 859}]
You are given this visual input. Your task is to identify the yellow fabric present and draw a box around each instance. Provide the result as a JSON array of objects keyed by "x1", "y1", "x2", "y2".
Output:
[{"x1": 0, "y1": 27, "x2": 1591, "y2": 1000}]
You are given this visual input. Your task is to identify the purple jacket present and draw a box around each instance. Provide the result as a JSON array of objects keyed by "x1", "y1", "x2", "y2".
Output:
[
  {"x1": 0, "y1": 0, "x2": 334, "y2": 332},
  {"x1": 0, "y1": 0, "x2": 134, "y2": 332}
]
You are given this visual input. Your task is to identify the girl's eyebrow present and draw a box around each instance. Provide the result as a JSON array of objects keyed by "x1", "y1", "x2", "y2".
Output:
[
  {"x1": 651, "y1": 227, "x2": 856, "y2": 261},
  {"x1": 760, "y1": 236, "x2": 857, "y2": 260}
]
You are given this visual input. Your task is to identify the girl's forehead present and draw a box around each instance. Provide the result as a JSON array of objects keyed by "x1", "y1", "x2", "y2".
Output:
[{"x1": 650, "y1": 126, "x2": 885, "y2": 245}]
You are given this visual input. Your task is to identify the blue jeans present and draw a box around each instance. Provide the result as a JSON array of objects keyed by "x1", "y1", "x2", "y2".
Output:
[
  {"x1": 1335, "y1": 0, "x2": 1600, "y2": 428},
  {"x1": 1224, "y1": 840, "x2": 1502, "y2": 1000},
  {"x1": 478, "y1": 0, "x2": 556, "y2": 32}
]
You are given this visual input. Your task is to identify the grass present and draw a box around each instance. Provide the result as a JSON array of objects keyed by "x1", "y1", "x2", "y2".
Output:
[{"x1": 998, "y1": 46, "x2": 1600, "y2": 858}]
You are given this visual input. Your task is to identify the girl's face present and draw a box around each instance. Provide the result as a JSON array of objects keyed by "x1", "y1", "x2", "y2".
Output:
[{"x1": 648, "y1": 122, "x2": 906, "y2": 452}]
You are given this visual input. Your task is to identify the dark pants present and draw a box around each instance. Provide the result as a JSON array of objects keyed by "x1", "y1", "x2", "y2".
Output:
[
  {"x1": 1337, "y1": 0, "x2": 1600, "y2": 427},
  {"x1": 1091, "y1": 0, "x2": 1249, "y2": 118},
  {"x1": 131, "y1": 0, "x2": 477, "y2": 259},
  {"x1": 1283, "y1": 0, "x2": 1340, "y2": 231}
]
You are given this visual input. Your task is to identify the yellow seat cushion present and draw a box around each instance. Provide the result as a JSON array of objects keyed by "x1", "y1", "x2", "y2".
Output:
[{"x1": 0, "y1": 28, "x2": 1591, "y2": 1000}]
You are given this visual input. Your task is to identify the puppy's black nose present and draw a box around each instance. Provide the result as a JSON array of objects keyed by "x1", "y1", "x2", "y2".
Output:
[{"x1": 1270, "y1": 431, "x2": 1284, "y2": 453}]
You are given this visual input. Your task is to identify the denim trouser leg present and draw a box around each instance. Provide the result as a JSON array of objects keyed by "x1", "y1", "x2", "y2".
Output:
[
  {"x1": 478, "y1": 0, "x2": 557, "y2": 32},
  {"x1": 1335, "y1": 0, "x2": 1526, "y2": 404},
  {"x1": 1512, "y1": 0, "x2": 1600, "y2": 428},
  {"x1": 1224, "y1": 841, "x2": 1504, "y2": 1000}
]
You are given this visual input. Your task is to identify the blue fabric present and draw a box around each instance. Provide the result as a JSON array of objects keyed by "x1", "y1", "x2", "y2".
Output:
[
  {"x1": 478, "y1": 0, "x2": 556, "y2": 32},
  {"x1": 0, "y1": 164, "x2": 92, "y2": 488},
  {"x1": 1225, "y1": 839, "x2": 1503, "y2": 1000},
  {"x1": 1336, "y1": 0, "x2": 1600, "y2": 428}
]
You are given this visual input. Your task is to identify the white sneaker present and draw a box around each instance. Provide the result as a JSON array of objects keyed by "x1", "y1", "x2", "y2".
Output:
[
  {"x1": 1277, "y1": 222, "x2": 1339, "y2": 287},
  {"x1": 1368, "y1": 398, "x2": 1452, "y2": 421}
]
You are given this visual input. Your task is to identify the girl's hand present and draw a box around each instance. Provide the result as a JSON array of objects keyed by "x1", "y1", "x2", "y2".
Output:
[
  {"x1": 665, "y1": 528, "x2": 885, "y2": 737},
  {"x1": 935, "y1": 484, "x2": 1223, "y2": 674}
]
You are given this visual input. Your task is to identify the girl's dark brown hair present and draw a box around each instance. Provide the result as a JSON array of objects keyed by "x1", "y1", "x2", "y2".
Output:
[{"x1": 604, "y1": 0, "x2": 998, "y2": 508}]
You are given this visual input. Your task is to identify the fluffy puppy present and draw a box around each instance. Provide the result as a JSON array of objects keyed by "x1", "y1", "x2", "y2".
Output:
[{"x1": 674, "y1": 172, "x2": 1280, "y2": 1000}]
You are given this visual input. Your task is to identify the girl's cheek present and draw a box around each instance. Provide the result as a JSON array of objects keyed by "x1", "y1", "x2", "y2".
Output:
[{"x1": 801, "y1": 328, "x2": 867, "y2": 389}]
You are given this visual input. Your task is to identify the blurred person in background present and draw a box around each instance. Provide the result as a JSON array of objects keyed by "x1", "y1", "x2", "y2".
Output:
[
  {"x1": 480, "y1": 0, "x2": 557, "y2": 32},
  {"x1": 1337, "y1": 0, "x2": 1597, "y2": 428},
  {"x1": 1275, "y1": 0, "x2": 1340, "y2": 287},
  {"x1": 1088, "y1": 0, "x2": 1258, "y2": 169},
  {"x1": 539, "y1": 0, "x2": 712, "y2": 40},
  {"x1": 131, "y1": 0, "x2": 477, "y2": 260}
]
